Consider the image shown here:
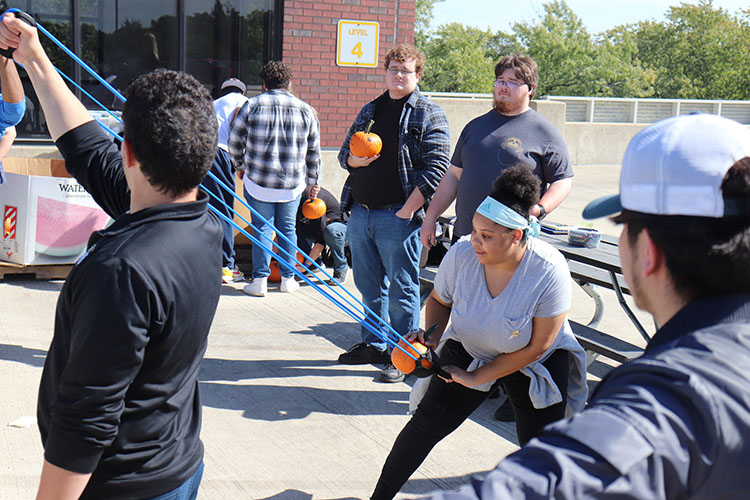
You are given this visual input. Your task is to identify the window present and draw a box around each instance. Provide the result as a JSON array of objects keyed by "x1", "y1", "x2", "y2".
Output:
[{"x1": 2, "y1": 0, "x2": 282, "y2": 140}]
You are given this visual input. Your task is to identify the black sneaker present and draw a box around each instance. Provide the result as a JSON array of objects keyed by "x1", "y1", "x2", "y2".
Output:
[
  {"x1": 338, "y1": 342, "x2": 390, "y2": 365},
  {"x1": 329, "y1": 268, "x2": 348, "y2": 286},
  {"x1": 494, "y1": 400, "x2": 516, "y2": 422},
  {"x1": 380, "y1": 363, "x2": 405, "y2": 383}
]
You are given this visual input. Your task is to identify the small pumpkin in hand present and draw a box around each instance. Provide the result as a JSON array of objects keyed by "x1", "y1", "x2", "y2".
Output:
[
  {"x1": 302, "y1": 197, "x2": 327, "y2": 220},
  {"x1": 350, "y1": 120, "x2": 382, "y2": 158},
  {"x1": 392, "y1": 338, "x2": 433, "y2": 377}
]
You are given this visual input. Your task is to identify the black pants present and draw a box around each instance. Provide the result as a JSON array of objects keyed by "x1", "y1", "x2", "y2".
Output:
[{"x1": 371, "y1": 340, "x2": 569, "y2": 500}]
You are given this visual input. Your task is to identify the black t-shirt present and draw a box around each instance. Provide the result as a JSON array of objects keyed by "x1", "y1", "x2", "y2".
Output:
[{"x1": 350, "y1": 93, "x2": 408, "y2": 208}]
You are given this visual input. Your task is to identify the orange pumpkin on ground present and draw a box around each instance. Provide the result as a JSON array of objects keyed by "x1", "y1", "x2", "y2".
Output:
[
  {"x1": 392, "y1": 338, "x2": 433, "y2": 376},
  {"x1": 268, "y1": 252, "x2": 305, "y2": 282},
  {"x1": 302, "y1": 197, "x2": 327, "y2": 219},
  {"x1": 350, "y1": 120, "x2": 382, "y2": 158}
]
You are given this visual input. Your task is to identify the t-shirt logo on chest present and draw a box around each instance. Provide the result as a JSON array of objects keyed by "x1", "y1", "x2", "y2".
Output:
[
  {"x1": 498, "y1": 137, "x2": 526, "y2": 167},
  {"x1": 502, "y1": 137, "x2": 523, "y2": 150}
]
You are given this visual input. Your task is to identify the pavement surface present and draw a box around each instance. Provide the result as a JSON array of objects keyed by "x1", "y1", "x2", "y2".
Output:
[{"x1": 0, "y1": 165, "x2": 654, "y2": 499}]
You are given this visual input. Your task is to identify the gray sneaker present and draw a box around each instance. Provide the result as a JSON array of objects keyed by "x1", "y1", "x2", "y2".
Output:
[{"x1": 380, "y1": 362, "x2": 405, "y2": 383}]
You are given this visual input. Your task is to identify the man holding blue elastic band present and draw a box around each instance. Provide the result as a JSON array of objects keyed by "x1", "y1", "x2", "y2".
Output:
[{"x1": 0, "y1": 54, "x2": 25, "y2": 185}]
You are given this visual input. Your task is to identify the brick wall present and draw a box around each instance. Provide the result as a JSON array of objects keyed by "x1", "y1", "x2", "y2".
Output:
[{"x1": 282, "y1": 0, "x2": 416, "y2": 149}]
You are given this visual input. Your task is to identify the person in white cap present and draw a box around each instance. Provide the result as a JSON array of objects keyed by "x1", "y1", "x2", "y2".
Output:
[
  {"x1": 415, "y1": 113, "x2": 750, "y2": 499},
  {"x1": 207, "y1": 77, "x2": 249, "y2": 283}
]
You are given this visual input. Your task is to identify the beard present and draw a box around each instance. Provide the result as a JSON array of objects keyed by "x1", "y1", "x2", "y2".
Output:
[{"x1": 493, "y1": 94, "x2": 527, "y2": 115}]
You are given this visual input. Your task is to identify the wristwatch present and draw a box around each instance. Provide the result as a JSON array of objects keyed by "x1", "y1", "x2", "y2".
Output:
[{"x1": 536, "y1": 203, "x2": 547, "y2": 220}]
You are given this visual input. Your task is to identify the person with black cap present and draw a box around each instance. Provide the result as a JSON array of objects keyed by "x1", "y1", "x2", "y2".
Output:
[
  {"x1": 415, "y1": 113, "x2": 750, "y2": 499},
  {"x1": 208, "y1": 77, "x2": 249, "y2": 283}
]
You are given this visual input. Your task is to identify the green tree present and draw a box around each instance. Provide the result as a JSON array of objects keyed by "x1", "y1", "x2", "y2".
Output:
[
  {"x1": 415, "y1": 0, "x2": 444, "y2": 46},
  {"x1": 633, "y1": 0, "x2": 750, "y2": 99},
  {"x1": 419, "y1": 23, "x2": 495, "y2": 93}
]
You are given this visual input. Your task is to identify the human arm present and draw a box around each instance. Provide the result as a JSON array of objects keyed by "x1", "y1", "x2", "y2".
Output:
[
  {"x1": 0, "y1": 55, "x2": 25, "y2": 129},
  {"x1": 36, "y1": 460, "x2": 91, "y2": 500},
  {"x1": 39, "y1": 259, "x2": 152, "y2": 487},
  {"x1": 0, "y1": 13, "x2": 92, "y2": 140},
  {"x1": 0, "y1": 125, "x2": 15, "y2": 160},
  {"x1": 305, "y1": 112, "x2": 322, "y2": 191},
  {"x1": 412, "y1": 289, "x2": 452, "y2": 349},
  {"x1": 443, "y1": 313, "x2": 566, "y2": 387},
  {"x1": 411, "y1": 104, "x2": 451, "y2": 208},
  {"x1": 531, "y1": 177, "x2": 572, "y2": 218},
  {"x1": 227, "y1": 101, "x2": 249, "y2": 173},
  {"x1": 420, "y1": 164, "x2": 462, "y2": 247},
  {"x1": 0, "y1": 54, "x2": 23, "y2": 103}
]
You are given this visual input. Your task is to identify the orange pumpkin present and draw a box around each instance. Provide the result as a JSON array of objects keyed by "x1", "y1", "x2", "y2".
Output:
[
  {"x1": 391, "y1": 338, "x2": 433, "y2": 376},
  {"x1": 350, "y1": 120, "x2": 382, "y2": 158},
  {"x1": 268, "y1": 252, "x2": 305, "y2": 282},
  {"x1": 302, "y1": 197, "x2": 327, "y2": 220}
]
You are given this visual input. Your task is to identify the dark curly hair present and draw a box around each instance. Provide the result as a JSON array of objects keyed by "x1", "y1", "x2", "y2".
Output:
[
  {"x1": 614, "y1": 157, "x2": 750, "y2": 301},
  {"x1": 259, "y1": 61, "x2": 293, "y2": 89},
  {"x1": 488, "y1": 165, "x2": 541, "y2": 220},
  {"x1": 122, "y1": 69, "x2": 217, "y2": 198}
]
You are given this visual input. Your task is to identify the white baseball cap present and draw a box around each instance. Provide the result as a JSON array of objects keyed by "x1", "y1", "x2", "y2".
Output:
[
  {"x1": 220, "y1": 77, "x2": 246, "y2": 94},
  {"x1": 583, "y1": 114, "x2": 750, "y2": 219}
]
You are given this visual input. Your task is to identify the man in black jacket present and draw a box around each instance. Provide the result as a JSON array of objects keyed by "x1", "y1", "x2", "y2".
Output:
[{"x1": 0, "y1": 13, "x2": 222, "y2": 500}]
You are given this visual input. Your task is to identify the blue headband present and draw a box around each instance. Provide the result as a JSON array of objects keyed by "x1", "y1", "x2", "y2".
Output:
[{"x1": 476, "y1": 196, "x2": 539, "y2": 237}]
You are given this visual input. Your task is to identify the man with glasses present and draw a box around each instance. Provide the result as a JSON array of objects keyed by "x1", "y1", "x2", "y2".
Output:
[
  {"x1": 421, "y1": 54, "x2": 572, "y2": 247},
  {"x1": 336, "y1": 44, "x2": 450, "y2": 383}
]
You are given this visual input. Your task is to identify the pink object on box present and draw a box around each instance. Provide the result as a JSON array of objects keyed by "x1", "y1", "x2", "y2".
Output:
[{"x1": 35, "y1": 196, "x2": 110, "y2": 257}]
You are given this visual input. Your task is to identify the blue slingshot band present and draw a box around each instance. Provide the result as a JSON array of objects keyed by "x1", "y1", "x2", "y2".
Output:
[{"x1": 476, "y1": 196, "x2": 540, "y2": 237}]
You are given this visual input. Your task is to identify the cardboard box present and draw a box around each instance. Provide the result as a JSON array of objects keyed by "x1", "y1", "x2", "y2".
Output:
[{"x1": 1, "y1": 158, "x2": 111, "y2": 265}]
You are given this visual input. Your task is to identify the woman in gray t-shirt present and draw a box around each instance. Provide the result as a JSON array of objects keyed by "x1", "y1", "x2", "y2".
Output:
[{"x1": 371, "y1": 166, "x2": 587, "y2": 500}]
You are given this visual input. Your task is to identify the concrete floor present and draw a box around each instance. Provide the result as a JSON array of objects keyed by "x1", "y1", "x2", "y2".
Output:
[{"x1": 0, "y1": 164, "x2": 654, "y2": 499}]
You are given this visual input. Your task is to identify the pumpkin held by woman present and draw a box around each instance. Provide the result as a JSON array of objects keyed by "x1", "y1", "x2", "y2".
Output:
[
  {"x1": 350, "y1": 120, "x2": 382, "y2": 158},
  {"x1": 391, "y1": 338, "x2": 433, "y2": 377}
]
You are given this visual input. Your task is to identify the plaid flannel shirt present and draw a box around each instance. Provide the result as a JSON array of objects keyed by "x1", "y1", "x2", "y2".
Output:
[
  {"x1": 337, "y1": 88, "x2": 450, "y2": 225},
  {"x1": 228, "y1": 89, "x2": 321, "y2": 190}
]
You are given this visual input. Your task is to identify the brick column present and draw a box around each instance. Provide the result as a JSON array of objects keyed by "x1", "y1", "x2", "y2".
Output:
[{"x1": 283, "y1": 0, "x2": 416, "y2": 148}]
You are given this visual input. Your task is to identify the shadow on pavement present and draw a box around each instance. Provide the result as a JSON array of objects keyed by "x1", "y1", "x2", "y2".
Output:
[{"x1": 0, "y1": 343, "x2": 47, "y2": 367}]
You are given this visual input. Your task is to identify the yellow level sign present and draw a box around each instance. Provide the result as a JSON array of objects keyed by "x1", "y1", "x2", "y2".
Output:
[{"x1": 336, "y1": 20, "x2": 379, "y2": 67}]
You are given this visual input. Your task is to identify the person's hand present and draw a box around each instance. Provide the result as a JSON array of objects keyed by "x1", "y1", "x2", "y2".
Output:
[
  {"x1": 420, "y1": 218, "x2": 437, "y2": 248},
  {"x1": 347, "y1": 152, "x2": 379, "y2": 168},
  {"x1": 395, "y1": 207, "x2": 414, "y2": 221},
  {"x1": 440, "y1": 365, "x2": 476, "y2": 387},
  {"x1": 0, "y1": 12, "x2": 43, "y2": 67},
  {"x1": 308, "y1": 184, "x2": 320, "y2": 198}
]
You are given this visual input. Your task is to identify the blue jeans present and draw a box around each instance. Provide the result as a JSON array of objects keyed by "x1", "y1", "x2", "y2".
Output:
[
  {"x1": 347, "y1": 204, "x2": 421, "y2": 351},
  {"x1": 203, "y1": 149, "x2": 237, "y2": 269},
  {"x1": 324, "y1": 222, "x2": 348, "y2": 273},
  {"x1": 149, "y1": 462, "x2": 204, "y2": 500},
  {"x1": 297, "y1": 221, "x2": 348, "y2": 272},
  {"x1": 244, "y1": 188, "x2": 301, "y2": 279}
]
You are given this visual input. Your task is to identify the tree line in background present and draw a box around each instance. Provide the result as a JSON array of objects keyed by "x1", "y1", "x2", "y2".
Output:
[{"x1": 415, "y1": 0, "x2": 750, "y2": 100}]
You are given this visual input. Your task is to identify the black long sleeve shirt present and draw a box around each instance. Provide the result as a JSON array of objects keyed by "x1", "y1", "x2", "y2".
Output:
[{"x1": 37, "y1": 121, "x2": 223, "y2": 499}]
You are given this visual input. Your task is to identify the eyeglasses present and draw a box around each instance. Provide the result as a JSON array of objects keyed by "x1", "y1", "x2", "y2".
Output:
[
  {"x1": 494, "y1": 79, "x2": 527, "y2": 89},
  {"x1": 387, "y1": 68, "x2": 416, "y2": 76}
]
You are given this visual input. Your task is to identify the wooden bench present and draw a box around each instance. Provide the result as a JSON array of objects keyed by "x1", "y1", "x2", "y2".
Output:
[{"x1": 570, "y1": 320, "x2": 643, "y2": 364}]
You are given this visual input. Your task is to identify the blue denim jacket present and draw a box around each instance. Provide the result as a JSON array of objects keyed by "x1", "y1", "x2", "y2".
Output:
[{"x1": 337, "y1": 88, "x2": 450, "y2": 225}]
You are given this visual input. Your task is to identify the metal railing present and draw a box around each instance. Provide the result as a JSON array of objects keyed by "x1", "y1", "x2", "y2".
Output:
[{"x1": 422, "y1": 92, "x2": 750, "y2": 125}]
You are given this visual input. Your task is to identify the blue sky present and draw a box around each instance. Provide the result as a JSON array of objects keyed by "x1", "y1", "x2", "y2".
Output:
[{"x1": 430, "y1": 0, "x2": 749, "y2": 34}]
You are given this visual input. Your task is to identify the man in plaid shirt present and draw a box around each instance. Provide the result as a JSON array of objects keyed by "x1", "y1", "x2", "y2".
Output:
[
  {"x1": 229, "y1": 61, "x2": 321, "y2": 297},
  {"x1": 337, "y1": 44, "x2": 450, "y2": 382}
]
